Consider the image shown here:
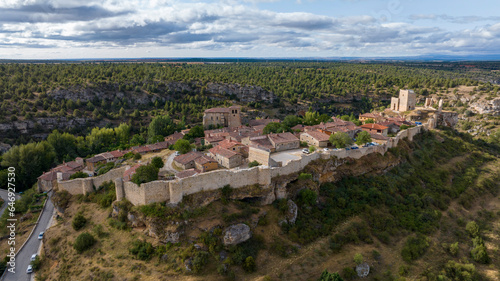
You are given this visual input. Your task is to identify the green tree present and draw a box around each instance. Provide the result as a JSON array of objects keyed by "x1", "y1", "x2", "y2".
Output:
[
  {"x1": 131, "y1": 164, "x2": 159, "y2": 185},
  {"x1": 73, "y1": 232, "x2": 96, "y2": 253},
  {"x1": 147, "y1": 115, "x2": 177, "y2": 142},
  {"x1": 47, "y1": 130, "x2": 77, "y2": 162},
  {"x1": 329, "y1": 132, "x2": 353, "y2": 148},
  {"x1": 364, "y1": 118, "x2": 375, "y2": 124},
  {"x1": 1, "y1": 141, "x2": 56, "y2": 190},
  {"x1": 355, "y1": 131, "x2": 372, "y2": 146},
  {"x1": 183, "y1": 125, "x2": 204, "y2": 140},
  {"x1": 173, "y1": 139, "x2": 192, "y2": 154},
  {"x1": 318, "y1": 270, "x2": 343, "y2": 281},
  {"x1": 282, "y1": 115, "x2": 302, "y2": 128},
  {"x1": 151, "y1": 156, "x2": 164, "y2": 169},
  {"x1": 466, "y1": 221, "x2": 479, "y2": 237},
  {"x1": 263, "y1": 122, "x2": 288, "y2": 134}
]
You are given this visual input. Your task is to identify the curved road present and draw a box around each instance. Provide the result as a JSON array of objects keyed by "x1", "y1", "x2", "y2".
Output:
[{"x1": 2, "y1": 193, "x2": 54, "y2": 281}]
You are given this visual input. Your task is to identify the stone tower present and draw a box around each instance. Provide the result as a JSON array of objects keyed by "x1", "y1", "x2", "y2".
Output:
[
  {"x1": 390, "y1": 89, "x2": 416, "y2": 112},
  {"x1": 203, "y1": 106, "x2": 241, "y2": 128}
]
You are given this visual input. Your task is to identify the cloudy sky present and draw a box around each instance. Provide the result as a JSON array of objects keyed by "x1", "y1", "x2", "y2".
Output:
[{"x1": 0, "y1": 0, "x2": 499, "y2": 59}]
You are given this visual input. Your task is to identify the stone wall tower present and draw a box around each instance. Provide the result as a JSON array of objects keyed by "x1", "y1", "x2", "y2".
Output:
[{"x1": 390, "y1": 89, "x2": 416, "y2": 112}]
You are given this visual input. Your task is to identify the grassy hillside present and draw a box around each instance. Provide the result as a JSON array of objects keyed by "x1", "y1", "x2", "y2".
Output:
[{"x1": 32, "y1": 129, "x2": 500, "y2": 281}]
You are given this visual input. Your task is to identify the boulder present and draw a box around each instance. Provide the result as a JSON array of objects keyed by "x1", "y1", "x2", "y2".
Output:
[
  {"x1": 356, "y1": 262, "x2": 370, "y2": 278},
  {"x1": 165, "y1": 231, "x2": 180, "y2": 243},
  {"x1": 223, "y1": 224, "x2": 251, "y2": 246}
]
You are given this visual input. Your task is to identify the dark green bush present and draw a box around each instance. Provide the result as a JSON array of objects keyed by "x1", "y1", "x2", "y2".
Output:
[
  {"x1": 74, "y1": 232, "x2": 96, "y2": 253},
  {"x1": 401, "y1": 235, "x2": 429, "y2": 262},
  {"x1": 129, "y1": 240, "x2": 155, "y2": 261},
  {"x1": 72, "y1": 212, "x2": 87, "y2": 231}
]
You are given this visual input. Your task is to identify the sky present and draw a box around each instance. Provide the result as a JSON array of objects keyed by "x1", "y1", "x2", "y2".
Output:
[{"x1": 0, "y1": 0, "x2": 499, "y2": 59}]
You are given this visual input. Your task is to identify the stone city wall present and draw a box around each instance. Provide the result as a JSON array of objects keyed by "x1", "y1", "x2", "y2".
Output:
[
  {"x1": 55, "y1": 166, "x2": 129, "y2": 195},
  {"x1": 119, "y1": 125, "x2": 426, "y2": 206}
]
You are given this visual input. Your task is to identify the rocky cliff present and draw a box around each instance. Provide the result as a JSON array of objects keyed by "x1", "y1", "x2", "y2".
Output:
[
  {"x1": 0, "y1": 117, "x2": 106, "y2": 137},
  {"x1": 470, "y1": 97, "x2": 500, "y2": 115}
]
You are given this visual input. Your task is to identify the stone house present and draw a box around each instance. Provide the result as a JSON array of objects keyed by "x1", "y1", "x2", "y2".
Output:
[
  {"x1": 37, "y1": 171, "x2": 58, "y2": 191},
  {"x1": 123, "y1": 164, "x2": 142, "y2": 182},
  {"x1": 359, "y1": 113, "x2": 384, "y2": 123},
  {"x1": 377, "y1": 121, "x2": 400, "y2": 134},
  {"x1": 85, "y1": 155, "x2": 106, "y2": 171},
  {"x1": 300, "y1": 130, "x2": 330, "y2": 147},
  {"x1": 194, "y1": 155, "x2": 218, "y2": 172},
  {"x1": 209, "y1": 145, "x2": 244, "y2": 169},
  {"x1": 176, "y1": 169, "x2": 199, "y2": 179},
  {"x1": 203, "y1": 106, "x2": 241, "y2": 128},
  {"x1": 360, "y1": 123, "x2": 389, "y2": 136},
  {"x1": 267, "y1": 132, "x2": 300, "y2": 152},
  {"x1": 173, "y1": 151, "x2": 205, "y2": 170}
]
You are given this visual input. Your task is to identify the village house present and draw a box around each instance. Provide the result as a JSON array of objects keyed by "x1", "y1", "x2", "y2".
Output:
[
  {"x1": 123, "y1": 164, "x2": 142, "y2": 182},
  {"x1": 209, "y1": 145, "x2": 244, "y2": 169},
  {"x1": 203, "y1": 106, "x2": 242, "y2": 128},
  {"x1": 312, "y1": 120, "x2": 361, "y2": 139},
  {"x1": 267, "y1": 132, "x2": 300, "y2": 152},
  {"x1": 173, "y1": 151, "x2": 205, "y2": 170},
  {"x1": 165, "y1": 132, "x2": 184, "y2": 145},
  {"x1": 194, "y1": 155, "x2": 218, "y2": 172},
  {"x1": 360, "y1": 123, "x2": 389, "y2": 136},
  {"x1": 367, "y1": 132, "x2": 390, "y2": 144},
  {"x1": 37, "y1": 171, "x2": 58, "y2": 190},
  {"x1": 300, "y1": 130, "x2": 330, "y2": 147},
  {"x1": 377, "y1": 121, "x2": 401, "y2": 134},
  {"x1": 359, "y1": 113, "x2": 384, "y2": 123},
  {"x1": 85, "y1": 155, "x2": 106, "y2": 171}
]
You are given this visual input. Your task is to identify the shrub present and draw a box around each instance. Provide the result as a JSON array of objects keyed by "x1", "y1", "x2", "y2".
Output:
[
  {"x1": 341, "y1": 267, "x2": 357, "y2": 280},
  {"x1": 243, "y1": 256, "x2": 256, "y2": 272},
  {"x1": 298, "y1": 173, "x2": 312, "y2": 180},
  {"x1": 133, "y1": 153, "x2": 141, "y2": 160},
  {"x1": 52, "y1": 190, "x2": 71, "y2": 209},
  {"x1": 297, "y1": 189, "x2": 317, "y2": 206},
  {"x1": 401, "y1": 235, "x2": 429, "y2": 262},
  {"x1": 131, "y1": 164, "x2": 159, "y2": 185},
  {"x1": 221, "y1": 185, "x2": 233, "y2": 204},
  {"x1": 69, "y1": 171, "x2": 88, "y2": 180},
  {"x1": 353, "y1": 253, "x2": 363, "y2": 265},
  {"x1": 30, "y1": 256, "x2": 42, "y2": 270},
  {"x1": 129, "y1": 240, "x2": 155, "y2": 261},
  {"x1": 248, "y1": 160, "x2": 260, "y2": 168},
  {"x1": 192, "y1": 251, "x2": 209, "y2": 273},
  {"x1": 466, "y1": 221, "x2": 480, "y2": 237},
  {"x1": 318, "y1": 270, "x2": 344, "y2": 281},
  {"x1": 471, "y1": 237, "x2": 489, "y2": 264},
  {"x1": 309, "y1": 145, "x2": 316, "y2": 153},
  {"x1": 72, "y1": 212, "x2": 87, "y2": 231},
  {"x1": 74, "y1": 232, "x2": 96, "y2": 253},
  {"x1": 449, "y1": 242, "x2": 459, "y2": 256}
]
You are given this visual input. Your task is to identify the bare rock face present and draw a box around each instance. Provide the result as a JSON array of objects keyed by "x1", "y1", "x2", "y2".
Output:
[
  {"x1": 165, "y1": 231, "x2": 180, "y2": 243},
  {"x1": 0, "y1": 142, "x2": 11, "y2": 154},
  {"x1": 205, "y1": 83, "x2": 276, "y2": 103},
  {"x1": 223, "y1": 224, "x2": 251, "y2": 246},
  {"x1": 356, "y1": 262, "x2": 370, "y2": 278},
  {"x1": 285, "y1": 200, "x2": 298, "y2": 225},
  {"x1": 470, "y1": 98, "x2": 500, "y2": 115}
]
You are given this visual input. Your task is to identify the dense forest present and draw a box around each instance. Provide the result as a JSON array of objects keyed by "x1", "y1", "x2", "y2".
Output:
[{"x1": 1, "y1": 62, "x2": 498, "y2": 146}]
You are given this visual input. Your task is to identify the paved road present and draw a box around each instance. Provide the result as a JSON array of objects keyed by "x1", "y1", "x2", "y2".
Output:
[
  {"x1": 3, "y1": 193, "x2": 54, "y2": 281},
  {"x1": 0, "y1": 189, "x2": 21, "y2": 218},
  {"x1": 162, "y1": 153, "x2": 178, "y2": 175}
]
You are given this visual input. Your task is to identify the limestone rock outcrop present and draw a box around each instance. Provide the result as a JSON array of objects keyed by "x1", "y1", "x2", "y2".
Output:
[
  {"x1": 356, "y1": 262, "x2": 370, "y2": 278},
  {"x1": 223, "y1": 224, "x2": 251, "y2": 246},
  {"x1": 285, "y1": 200, "x2": 298, "y2": 225},
  {"x1": 470, "y1": 98, "x2": 500, "y2": 115}
]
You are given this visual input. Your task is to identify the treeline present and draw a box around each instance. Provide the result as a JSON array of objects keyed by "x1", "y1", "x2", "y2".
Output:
[
  {"x1": 0, "y1": 114, "x2": 185, "y2": 191},
  {"x1": 0, "y1": 62, "x2": 487, "y2": 128}
]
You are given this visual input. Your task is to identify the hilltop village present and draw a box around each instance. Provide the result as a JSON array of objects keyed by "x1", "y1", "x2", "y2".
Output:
[{"x1": 37, "y1": 89, "x2": 457, "y2": 205}]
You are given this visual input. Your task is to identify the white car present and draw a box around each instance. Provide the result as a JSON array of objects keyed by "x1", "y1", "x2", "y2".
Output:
[
  {"x1": 323, "y1": 148, "x2": 329, "y2": 152},
  {"x1": 302, "y1": 148, "x2": 310, "y2": 154},
  {"x1": 26, "y1": 265, "x2": 33, "y2": 274},
  {"x1": 37, "y1": 232, "x2": 44, "y2": 240},
  {"x1": 174, "y1": 151, "x2": 180, "y2": 156},
  {"x1": 31, "y1": 253, "x2": 37, "y2": 261}
]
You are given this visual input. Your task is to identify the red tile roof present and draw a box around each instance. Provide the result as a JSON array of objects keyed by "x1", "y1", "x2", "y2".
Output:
[
  {"x1": 209, "y1": 145, "x2": 240, "y2": 159},
  {"x1": 268, "y1": 132, "x2": 299, "y2": 144},
  {"x1": 194, "y1": 155, "x2": 217, "y2": 165},
  {"x1": 123, "y1": 164, "x2": 142, "y2": 181},
  {"x1": 86, "y1": 155, "x2": 105, "y2": 163},
  {"x1": 360, "y1": 123, "x2": 389, "y2": 130},
  {"x1": 303, "y1": 130, "x2": 330, "y2": 142},
  {"x1": 109, "y1": 150, "x2": 125, "y2": 158},
  {"x1": 174, "y1": 151, "x2": 204, "y2": 165},
  {"x1": 176, "y1": 169, "x2": 199, "y2": 179},
  {"x1": 38, "y1": 171, "x2": 57, "y2": 181},
  {"x1": 217, "y1": 139, "x2": 244, "y2": 150}
]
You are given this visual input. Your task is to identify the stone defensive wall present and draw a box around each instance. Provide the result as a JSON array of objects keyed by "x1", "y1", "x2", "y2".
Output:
[
  {"x1": 117, "y1": 125, "x2": 427, "y2": 206},
  {"x1": 56, "y1": 166, "x2": 129, "y2": 195}
]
